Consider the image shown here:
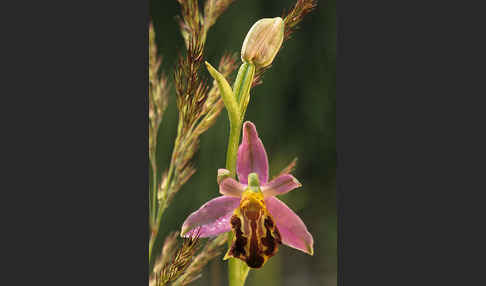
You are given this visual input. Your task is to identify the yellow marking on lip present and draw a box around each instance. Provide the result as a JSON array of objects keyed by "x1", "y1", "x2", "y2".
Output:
[{"x1": 224, "y1": 189, "x2": 282, "y2": 268}]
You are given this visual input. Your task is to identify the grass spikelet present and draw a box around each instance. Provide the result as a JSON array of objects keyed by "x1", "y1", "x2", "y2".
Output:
[
  {"x1": 149, "y1": 20, "x2": 170, "y2": 228},
  {"x1": 283, "y1": 0, "x2": 318, "y2": 40},
  {"x1": 204, "y1": 0, "x2": 236, "y2": 31},
  {"x1": 172, "y1": 233, "x2": 229, "y2": 286},
  {"x1": 152, "y1": 230, "x2": 202, "y2": 286}
]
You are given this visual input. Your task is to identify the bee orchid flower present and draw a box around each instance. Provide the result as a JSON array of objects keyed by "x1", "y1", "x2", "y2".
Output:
[{"x1": 181, "y1": 121, "x2": 314, "y2": 268}]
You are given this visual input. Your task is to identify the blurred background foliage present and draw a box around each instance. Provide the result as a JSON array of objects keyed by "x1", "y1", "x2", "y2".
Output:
[{"x1": 150, "y1": 0, "x2": 335, "y2": 285}]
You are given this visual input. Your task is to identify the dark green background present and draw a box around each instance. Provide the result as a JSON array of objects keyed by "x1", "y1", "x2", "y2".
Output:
[{"x1": 150, "y1": 0, "x2": 336, "y2": 285}]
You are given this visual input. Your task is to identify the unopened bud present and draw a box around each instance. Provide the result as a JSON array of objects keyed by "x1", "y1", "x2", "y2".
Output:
[{"x1": 241, "y1": 17, "x2": 284, "y2": 68}]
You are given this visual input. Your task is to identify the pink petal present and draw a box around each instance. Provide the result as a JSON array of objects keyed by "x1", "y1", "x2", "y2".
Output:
[
  {"x1": 262, "y1": 174, "x2": 302, "y2": 197},
  {"x1": 237, "y1": 121, "x2": 269, "y2": 184},
  {"x1": 265, "y1": 197, "x2": 314, "y2": 255},
  {"x1": 219, "y1": 177, "x2": 246, "y2": 197},
  {"x1": 181, "y1": 196, "x2": 240, "y2": 238}
]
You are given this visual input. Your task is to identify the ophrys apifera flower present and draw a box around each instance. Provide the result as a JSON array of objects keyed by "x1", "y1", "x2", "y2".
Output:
[{"x1": 181, "y1": 121, "x2": 314, "y2": 268}]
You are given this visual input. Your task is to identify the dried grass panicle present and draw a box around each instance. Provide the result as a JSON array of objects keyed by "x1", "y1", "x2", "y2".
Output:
[
  {"x1": 177, "y1": 0, "x2": 204, "y2": 48},
  {"x1": 164, "y1": 53, "x2": 236, "y2": 201},
  {"x1": 157, "y1": 0, "x2": 238, "y2": 221},
  {"x1": 149, "y1": 22, "x2": 169, "y2": 158},
  {"x1": 172, "y1": 233, "x2": 229, "y2": 286},
  {"x1": 283, "y1": 0, "x2": 317, "y2": 40},
  {"x1": 175, "y1": 0, "x2": 206, "y2": 135},
  {"x1": 150, "y1": 2, "x2": 237, "y2": 267},
  {"x1": 174, "y1": 50, "x2": 207, "y2": 134},
  {"x1": 149, "y1": 21, "x2": 171, "y2": 225},
  {"x1": 153, "y1": 232, "x2": 179, "y2": 276},
  {"x1": 251, "y1": 0, "x2": 317, "y2": 88},
  {"x1": 152, "y1": 230, "x2": 202, "y2": 286},
  {"x1": 204, "y1": 0, "x2": 236, "y2": 30}
]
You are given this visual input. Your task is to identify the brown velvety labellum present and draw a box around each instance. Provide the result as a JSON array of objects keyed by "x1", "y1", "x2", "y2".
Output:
[{"x1": 224, "y1": 191, "x2": 282, "y2": 269}]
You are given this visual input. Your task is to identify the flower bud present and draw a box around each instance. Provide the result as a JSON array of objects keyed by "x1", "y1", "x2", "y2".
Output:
[{"x1": 241, "y1": 17, "x2": 284, "y2": 68}]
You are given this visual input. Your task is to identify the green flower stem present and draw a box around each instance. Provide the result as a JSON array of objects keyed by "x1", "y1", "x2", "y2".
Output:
[
  {"x1": 225, "y1": 107, "x2": 248, "y2": 286},
  {"x1": 225, "y1": 119, "x2": 242, "y2": 178},
  {"x1": 206, "y1": 60, "x2": 255, "y2": 286}
]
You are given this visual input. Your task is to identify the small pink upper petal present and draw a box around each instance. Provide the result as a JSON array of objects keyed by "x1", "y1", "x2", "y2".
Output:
[
  {"x1": 262, "y1": 174, "x2": 302, "y2": 198},
  {"x1": 219, "y1": 177, "x2": 246, "y2": 197},
  {"x1": 265, "y1": 197, "x2": 314, "y2": 255},
  {"x1": 237, "y1": 121, "x2": 269, "y2": 184},
  {"x1": 181, "y1": 196, "x2": 240, "y2": 238}
]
